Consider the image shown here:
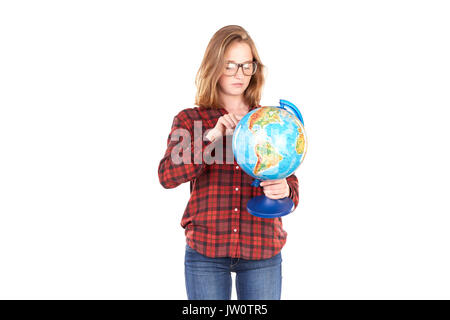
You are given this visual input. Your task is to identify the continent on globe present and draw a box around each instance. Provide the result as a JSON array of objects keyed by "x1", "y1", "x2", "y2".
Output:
[
  {"x1": 253, "y1": 141, "x2": 283, "y2": 175},
  {"x1": 295, "y1": 127, "x2": 306, "y2": 155},
  {"x1": 248, "y1": 108, "x2": 282, "y2": 133}
]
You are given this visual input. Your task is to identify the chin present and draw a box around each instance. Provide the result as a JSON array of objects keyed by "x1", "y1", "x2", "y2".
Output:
[{"x1": 230, "y1": 86, "x2": 246, "y2": 92}]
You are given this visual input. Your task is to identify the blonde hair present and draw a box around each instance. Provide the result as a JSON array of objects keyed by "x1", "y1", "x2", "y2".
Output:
[{"x1": 194, "y1": 25, "x2": 266, "y2": 109}]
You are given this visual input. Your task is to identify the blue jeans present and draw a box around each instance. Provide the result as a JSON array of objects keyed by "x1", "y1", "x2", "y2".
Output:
[{"x1": 184, "y1": 244, "x2": 282, "y2": 300}]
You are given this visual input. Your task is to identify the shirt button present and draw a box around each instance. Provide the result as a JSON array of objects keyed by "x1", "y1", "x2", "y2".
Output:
[
  {"x1": 235, "y1": 166, "x2": 239, "y2": 170},
  {"x1": 234, "y1": 208, "x2": 238, "y2": 212},
  {"x1": 235, "y1": 187, "x2": 239, "y2": 191},
  {"x1": 233, "y1": 228, "x2": 237, "y2": 233}
]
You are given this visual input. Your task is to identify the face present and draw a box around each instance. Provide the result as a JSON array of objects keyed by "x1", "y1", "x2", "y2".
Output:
[{"x1": 218, "y1": 41, "x2": 254, "y2": 98}]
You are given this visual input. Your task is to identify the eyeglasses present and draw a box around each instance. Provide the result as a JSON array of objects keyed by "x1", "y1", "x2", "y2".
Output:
[{"x1": 223, "y1": 61, "x2": 257, "y2": 76}]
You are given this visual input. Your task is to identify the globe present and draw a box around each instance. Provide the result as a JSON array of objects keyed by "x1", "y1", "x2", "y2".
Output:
[{"x1": 232, "y1": 99, "x2": 307, "y2": 218}]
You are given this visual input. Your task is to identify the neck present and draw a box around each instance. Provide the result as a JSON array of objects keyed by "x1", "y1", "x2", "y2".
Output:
[{"x1": 220, "y1": 95, "x2": 249, "y2": 115}]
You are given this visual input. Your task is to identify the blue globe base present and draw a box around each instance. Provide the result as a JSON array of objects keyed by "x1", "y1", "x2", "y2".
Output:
[{"x1": 247, "y1": 195, "x2": 294, "y2": 218}]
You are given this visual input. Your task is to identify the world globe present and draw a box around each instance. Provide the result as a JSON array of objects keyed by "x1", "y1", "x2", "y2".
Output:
[{"x1": 232, "y1": 99, "x2": 307, "y2": 218}]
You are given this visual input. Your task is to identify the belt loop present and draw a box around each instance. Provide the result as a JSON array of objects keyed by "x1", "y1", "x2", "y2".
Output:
[{"x1": 230, "y1": 258, "x2": 240, "y2": 269}]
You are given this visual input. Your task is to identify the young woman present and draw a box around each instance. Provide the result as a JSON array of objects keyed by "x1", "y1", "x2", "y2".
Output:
[{"x1": 158, "y1": 25, "x2": 299, "y2": 300}]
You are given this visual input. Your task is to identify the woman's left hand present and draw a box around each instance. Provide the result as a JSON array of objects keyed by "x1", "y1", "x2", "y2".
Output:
[{"x1": 260, "y1": 179, "x2": 290, "y2": 199}]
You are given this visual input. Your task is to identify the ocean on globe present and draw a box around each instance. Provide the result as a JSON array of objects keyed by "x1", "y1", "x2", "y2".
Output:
[{"x1": 232, "y1": 106, "x2": 307, "y2": 181}]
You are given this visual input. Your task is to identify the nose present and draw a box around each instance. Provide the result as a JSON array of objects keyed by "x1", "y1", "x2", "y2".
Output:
[{"x1": 235, "y1": 66, "x2": 245, "y2": 78}]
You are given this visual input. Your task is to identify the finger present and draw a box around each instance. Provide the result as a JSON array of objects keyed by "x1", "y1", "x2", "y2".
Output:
[
  {"x1": 229, "y1": 114, "x2": 240, "y2": 126},
  {"x1": 226, "y1": 114, "x2": 238, "y2": 127},
  {"x1": 266, "y1": 190, "x2": 288, "y2": 198},
  {"x1": 264, "y1": 192, "x2": 285, "y2": 199},
  {"x1": 225, "y1": 128, "x2": 235, "y2": 135},
  {"x1": 220, "y1": 116, "x2": 234, "y2": 129},
  {"x1": 260, "y1": 179, "x2": 287, "y2": 186},
  {"x1": 222, "y1": 117, "x2": 233, "y2": 129},
  {"x1": 260, "y1": 180, "x2": 283, "y2": 187},
  {"x1": 224, "y1": 115, "x2": 237, "y2": 128},
  {"x1": 263, "y1": 186, "x2": 286, "y2": 192},
  {"x1": 264, "y1": 188, "x2": 287, "y2": 195}
]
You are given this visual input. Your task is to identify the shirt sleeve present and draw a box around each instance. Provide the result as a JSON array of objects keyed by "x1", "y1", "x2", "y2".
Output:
[
  {"x1": 286, "y1": 173, "x2": 300, "y2": 210},
  {"x1": 158, "y1": 110, "x2": 217, "y2": 189}
]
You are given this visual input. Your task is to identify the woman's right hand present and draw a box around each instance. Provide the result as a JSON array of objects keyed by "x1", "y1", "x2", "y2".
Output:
[{"x1": 206, "y1": 113, "x2": 243, "y2": 142}]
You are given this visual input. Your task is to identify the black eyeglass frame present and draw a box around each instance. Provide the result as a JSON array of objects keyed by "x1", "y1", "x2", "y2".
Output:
[{"x1": 223, "y1": 60, "x2": 258, "y2": 77}]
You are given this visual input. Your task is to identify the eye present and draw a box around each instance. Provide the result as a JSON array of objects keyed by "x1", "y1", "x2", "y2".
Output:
[{"x1": 226, "y1": 62, "x2": 236, "y2": 69}]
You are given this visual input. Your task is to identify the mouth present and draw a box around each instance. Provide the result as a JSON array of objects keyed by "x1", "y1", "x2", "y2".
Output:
[{"x1": 232, "y1": 83, "x2": 243, "y2": 86}]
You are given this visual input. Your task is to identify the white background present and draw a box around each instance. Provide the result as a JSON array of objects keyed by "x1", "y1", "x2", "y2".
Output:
[{"x1": 1, "y1": 0, "x2": 449, "y2": 299}]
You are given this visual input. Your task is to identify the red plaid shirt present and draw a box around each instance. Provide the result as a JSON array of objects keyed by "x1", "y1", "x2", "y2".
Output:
[{"x1": 158, "y1": 104, "x2": 300, "y2": 260}]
